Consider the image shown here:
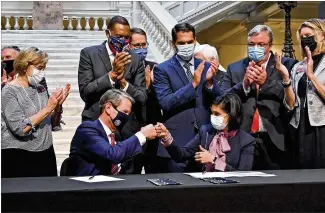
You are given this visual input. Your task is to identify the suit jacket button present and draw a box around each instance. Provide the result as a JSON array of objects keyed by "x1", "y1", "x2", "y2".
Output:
[{"x1": 309, "y1": 101, "x2": 313, "y2": 105}]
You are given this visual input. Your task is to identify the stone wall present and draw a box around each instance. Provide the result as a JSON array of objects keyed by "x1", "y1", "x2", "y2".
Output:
[{"x1": 33, "y1": 1, "x2": 63, "y2": 30}]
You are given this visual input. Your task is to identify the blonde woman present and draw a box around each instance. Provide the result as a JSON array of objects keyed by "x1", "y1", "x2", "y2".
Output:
[
  {"x1": 1, "y1": 47, "x2": 70, "y2": 177},
  {"x1": 275, "y1": 19, "x2": 325, "y2": 169}
]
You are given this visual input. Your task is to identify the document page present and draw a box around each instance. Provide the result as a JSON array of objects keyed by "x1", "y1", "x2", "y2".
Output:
[
  {"x1": 184, "y1": 171, "x2": 276, "y2": 179},
  {"x1": 69, "y1": 175, "x2": 124, "y2": 183}
]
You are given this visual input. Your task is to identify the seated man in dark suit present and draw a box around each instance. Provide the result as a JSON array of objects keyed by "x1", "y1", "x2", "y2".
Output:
[
  {"x1": 128, "y1": 27, "x2": 163, "y2": 173},
  {"x1": 153, "y1": 23, "x2": 221, "y2": 173},
  {"x1": 65, "y1": 89, "x2": 157, "y2": 176},
  {"x1": 220, "y1": 25, "x2": 297, "y2": 170},
  {"x1": 157, "y1": 93, "x2": 255, "y2": 171}
]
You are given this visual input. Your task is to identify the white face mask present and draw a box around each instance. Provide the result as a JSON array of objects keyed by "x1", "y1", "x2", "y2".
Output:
[
  {"x1": 28, "y1": 67, "x2": 44, "y2": 86},
  {"x1": 176, "y1": 43, "x2": 195, "y2": 61},
  {"x1": 211, "y1": 114, "x2": 227, "y2": 130}
]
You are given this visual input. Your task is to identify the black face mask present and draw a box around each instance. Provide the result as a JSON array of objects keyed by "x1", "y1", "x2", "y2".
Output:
[
  {"x1": 301, "y1": 35, "x2": 317, "y2": 52},
  {"x1": 110, "y1": 107, "x2": 129, "y2": 131}
]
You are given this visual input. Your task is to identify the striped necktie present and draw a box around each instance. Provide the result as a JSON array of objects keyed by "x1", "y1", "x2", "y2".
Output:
[
  {"x1": 109, "y1": 133, "x2": 119, "y2": 175},
  {"x1": 183, "y1": 62, "x2": 198, "y2": 129}
]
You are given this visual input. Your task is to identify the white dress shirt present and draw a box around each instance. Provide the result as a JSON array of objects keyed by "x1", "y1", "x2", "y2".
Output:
[
  {"x1": 176, "y1": 56, "x2": 213, "y2": 89},
  {"x1": 98, "y1": 118, "x2": 146, "y2": 172},
  {"x1": 242, "y1": 53, "x2": 271, "y2": 132},
  {"x1": 105, "y1": 41, "x2": 129, "y2": 91}
]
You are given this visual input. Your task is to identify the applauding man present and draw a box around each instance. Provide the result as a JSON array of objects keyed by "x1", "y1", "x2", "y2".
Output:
[
  {"x1": 220, "y1": 25, "x2": 297, "y2": 170},
  {"x1": 153, "y1": 23, "x2": 221, "y2": 173},
  {"x1": 78, "y1": 16, "x2": 147, "y2": 140}
]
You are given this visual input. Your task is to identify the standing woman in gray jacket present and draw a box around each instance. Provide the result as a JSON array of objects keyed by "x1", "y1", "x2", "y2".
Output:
[{"x1": 275, "y1": 19, "x2": 325, "y2": 169}]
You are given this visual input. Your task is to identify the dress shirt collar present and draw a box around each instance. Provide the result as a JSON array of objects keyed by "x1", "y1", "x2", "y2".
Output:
[
  {"x1": 98, "y1": 118, "x2": 113, "y2": 137},
  {"x1": 176, "y1": 55, "x2": 194, "y2": 67},
  {"x1": 105, "y1": 41, "x2": 114, "y2": 57}
]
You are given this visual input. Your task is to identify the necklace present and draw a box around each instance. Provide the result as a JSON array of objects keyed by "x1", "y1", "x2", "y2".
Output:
[{"x1": 17, "y1": 78, "x2": 42, "y2": 112}]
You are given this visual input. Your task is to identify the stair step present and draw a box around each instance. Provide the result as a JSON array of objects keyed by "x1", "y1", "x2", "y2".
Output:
[
  {"x1": 2, "y1": 38, "x2": 105, "y2": 43},
  {"x1": 1, "y1": 30, "x2": 105, "y2": 35},
  {"x1": 1, "y1": 43, "x2": 97, "y2": 48}
]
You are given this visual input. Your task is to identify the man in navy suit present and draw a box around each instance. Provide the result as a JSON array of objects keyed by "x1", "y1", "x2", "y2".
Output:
[
  {"x1": 64, "y1": 89, "x2": 157, "y2": 176},
  {"x1": 220, "y1": 25, "x2": 297, "y2": 170},
  {"x1": 153, "y1": 23, "x2": 221, "y2": 172}
]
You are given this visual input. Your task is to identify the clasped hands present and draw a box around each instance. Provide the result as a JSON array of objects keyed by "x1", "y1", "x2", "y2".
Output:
[
  {"x1": 47, "y1": 84, "x2": 71, "y2": 113},
  {"x1": 109, "y1": 52, "x2": 131, "y2": 88},
  {"x1": 192, "y1": 59, "x2": 219, "y2": 89},
  {"x1": 243, "y1": 61, "x2": 267, "y2": 90},
  {"x1": 139, "y1": 122, "x2": 170, "y2": 140}
]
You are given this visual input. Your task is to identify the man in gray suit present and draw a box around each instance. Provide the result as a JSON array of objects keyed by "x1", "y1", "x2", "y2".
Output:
[{"x1": 78, "y1": 16, "x2": 147, "y2": 173}]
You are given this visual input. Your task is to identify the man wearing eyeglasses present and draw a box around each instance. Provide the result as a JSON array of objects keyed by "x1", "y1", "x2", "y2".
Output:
[
  {"x1": 220, "y1": 25, "x2": 297, "y2": 170},
  {"x1": 78, "y1": 16, "x2": 147, "y2": 174},
  {"x1": 128, "y1": 28, "x2": 163, "y2": 173}
]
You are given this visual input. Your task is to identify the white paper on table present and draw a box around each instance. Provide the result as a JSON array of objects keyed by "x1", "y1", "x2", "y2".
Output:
[
  {"x1": 69, "y1": 175, "x2": 124, "y2": 183},
  {"x1": 183, "y1": 171, "x2": 276, "y2": 179}
]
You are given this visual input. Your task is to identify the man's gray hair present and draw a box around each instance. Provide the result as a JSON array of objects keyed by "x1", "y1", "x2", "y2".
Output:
[
  {"x1": 194, "y1": 44, "x2": 219, "y2": 61},
  {"x1": 248, "y1": 25, "x2": 274, "y2": 44},
  {"x1": 99, "y1": 89, "x2": 135, "y2": 112}
]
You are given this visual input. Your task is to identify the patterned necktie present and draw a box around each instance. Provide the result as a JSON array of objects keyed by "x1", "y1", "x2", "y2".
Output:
[
  {"x1": 251, "y1": 84, "x2": 260, "y2": 134},
  {"x1": 183, "y1": 62, "x2": 194, "y2": 82},
  {"x1": 183, "y1": 62, "x2": 198, "y2": 129},
  {"x1": 109, "y1": 133, "x2": 119, "y2": 175}
]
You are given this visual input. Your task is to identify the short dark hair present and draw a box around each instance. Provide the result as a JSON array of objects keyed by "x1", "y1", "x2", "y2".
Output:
[
  {"x1": 130, "y1": 28, "x2": 147, "y2": 40},
  {"x1": 107, "y1": 16, "x2": 130, "y2": 30},
  {"x1": 171, "y1": 23, "x2": 195, "y2": 42},
  {"x1": 212, "y1": 93, "x2": 243, "y2": 131},
  {"x1": 1, "y1": 45, "x2": 20, "y2": 52}
]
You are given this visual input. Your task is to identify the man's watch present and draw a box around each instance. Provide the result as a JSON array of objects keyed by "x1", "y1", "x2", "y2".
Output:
[{"x1": 282, "y1": 79, "x2": 291, "y2": 88}]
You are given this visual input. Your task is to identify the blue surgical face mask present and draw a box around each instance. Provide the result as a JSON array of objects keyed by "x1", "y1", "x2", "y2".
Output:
[
  {"x1": 131, "y1": 48, "x2": 148, "y2": 61},
  {"x1": 248, "y1": 46, "x2": 265, "y2": 62}
]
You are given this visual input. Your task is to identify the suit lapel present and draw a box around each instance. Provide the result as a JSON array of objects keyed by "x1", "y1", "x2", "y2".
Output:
[
  {"x1": 94, "y1": 119, "x2": 109, "y2": 142},
  {"x1": 170, "y1": 55, "x2": 190, "y2": 86},
  {"x1": 205, "y1": 126, "x2": 217, "y2": 149},
  {"x1": 98, "y1": 41, "x2": 113, "y2": 73},
  {"x1": 266, "y1": 52, "x2": 276, "y2": 78}
]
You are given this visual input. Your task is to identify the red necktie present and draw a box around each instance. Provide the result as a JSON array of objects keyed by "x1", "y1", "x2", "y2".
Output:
[
  {"x1": 109, "y1": 133, "x2": 119, "y2": 175},
  {"x1": 251, "y1": 84, "x2": 260, "y2": 134}
]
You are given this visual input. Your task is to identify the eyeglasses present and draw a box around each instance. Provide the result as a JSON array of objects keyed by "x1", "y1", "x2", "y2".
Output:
[
  {"x1": 130, "y1": 42, "x2": 149, "y2": 49},
  {"x1": 247, "y1": 42, "x2": 270, "y2": 48}
]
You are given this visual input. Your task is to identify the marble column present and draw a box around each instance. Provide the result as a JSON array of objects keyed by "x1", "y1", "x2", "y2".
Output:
[
  {"x1": 131, "y1": 1, "x2": 142, "y2": 27},
  {"x1": 33, "y1": 1, "x2": 63, "y2": 30}
]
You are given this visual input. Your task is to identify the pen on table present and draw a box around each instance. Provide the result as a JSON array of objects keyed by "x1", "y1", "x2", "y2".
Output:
[
  {"x1": 89, "y1": 176, "x2": 95, "y2": 180},
  {"x1": 202, "y1": 164, "x2": 207, "y2": 175}
]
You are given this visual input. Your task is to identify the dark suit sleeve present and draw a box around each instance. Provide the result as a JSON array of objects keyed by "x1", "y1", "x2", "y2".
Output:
[
  {"x1": 220, "y1": 66, "x2": 248, "y2": 100},
  {"x1": 80, "y1": 125, "x2": 143, "y2": 164},
  {"x1": 260, "y1": 58, "x2": 298, "y2": 99},
  {"x1": 125, "y1": 59, "x2": 147, "y2": 104},
  {"x1": 78, "y1": 48, "x2": 113, "y2": 104},
  {"x1": 153, "y1": 65, "x2": 199, "y2": 112},
  {"x1": 224, "y1": 138, "x2": 255, "y2": 171},
  {"x1": 165, "y1": 129, "x2": 202, "y2": 162}
]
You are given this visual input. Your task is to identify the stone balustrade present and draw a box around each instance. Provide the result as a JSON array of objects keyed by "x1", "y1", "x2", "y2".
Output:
[
  {"x1": 139, "y1": 1, "x2": 178, "y2": 63},
  {"x1": 1, "y1": 1, "x2": 128, "y2": 31}
]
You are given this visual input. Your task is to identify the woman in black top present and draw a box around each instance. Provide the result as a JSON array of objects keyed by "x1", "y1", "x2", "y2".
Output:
[{"x1": 276, "y1": 19, "x2": 325, "y2": 169}]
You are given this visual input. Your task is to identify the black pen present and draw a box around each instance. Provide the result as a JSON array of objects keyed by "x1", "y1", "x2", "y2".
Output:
[{"x1": 89, "y1": 176, "x2": 95, "y2": 180}]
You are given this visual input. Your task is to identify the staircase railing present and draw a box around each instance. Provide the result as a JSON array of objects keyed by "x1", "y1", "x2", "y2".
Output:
[{"x1": 139, "y1": 1, "x2": 178, "y2": 63}]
